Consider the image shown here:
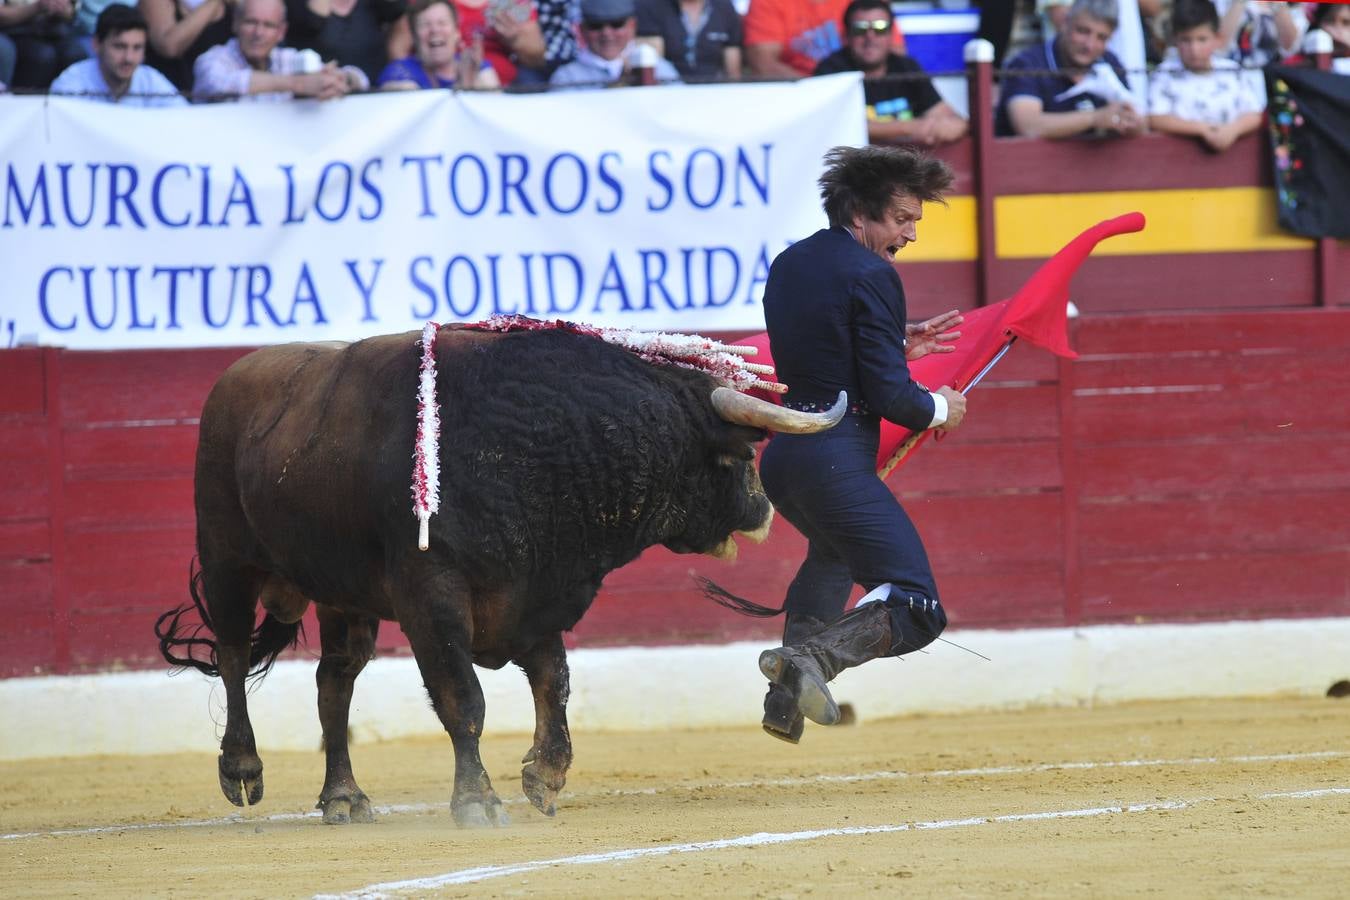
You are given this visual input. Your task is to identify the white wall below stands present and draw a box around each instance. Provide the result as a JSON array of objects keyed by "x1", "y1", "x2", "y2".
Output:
[{"x1": 3, "y1": 618, "x2": 1347, "y2": 760}]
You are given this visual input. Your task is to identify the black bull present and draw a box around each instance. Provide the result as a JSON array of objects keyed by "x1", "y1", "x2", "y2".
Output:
[{"x1": 156, "y1": 326, "x2": 843, "y2": 826}]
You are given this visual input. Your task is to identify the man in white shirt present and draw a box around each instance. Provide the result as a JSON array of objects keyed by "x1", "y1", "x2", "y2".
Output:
[
  {"x1": 192, "y1": 0, "x2": 367, "y2": 101},
  {"x1": 49, "y1": 4, "x2": 185, "y2": 106}
]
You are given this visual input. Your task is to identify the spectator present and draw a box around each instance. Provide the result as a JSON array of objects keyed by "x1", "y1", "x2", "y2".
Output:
[
  {"x1": 996, "y1": 0, "x2": 1143, "y2": 139},
  {"x1": 1301, "y1": 2, "x2": 1350, "y2": 72},
  {"x1": 389, "y1": 0, "x2": 546, "y2": 85},
  {"x1": 2, "y1": 0, "x2": 88, "y2": 89},
  {"x1": 814, "y1": 0, "x2": 966, "y2": 146},
  {"x1": 285, "y1": 0, "x2": 404, "y2": 84},
  {"x1": 138, "y1": 0, "x2": 235, "y2": 92},
  {"x1": 1148, "y1": 0, "x2": 1264, "y2": 152},
  {"x1": 378, "y1": 0, "x2": 500, "y2": 87},
  {"x1": 193, "y1": 0, "x2": 367, "y2": 99},
  {"x1": 549, "y1": 0, "x2": 679, "y2": 87},
  {"x1": 635, "y1": 0, "x2": 742, "y2": 81},
  {"x1": 1106, "y1": 0, "x2": 1158, "y2": 110},
  {"x1": 1215, "y1": 0, "x2": 1305, "y2": 68},
  {"x1": 1037, "y1": 0, "x2": 1072, "y2": 38},
  {"x1": 529, "y1": 0, "x2": 579, "y2": 79},
  {"x1": 50, "y1": 3, "x2": 186, "y2": 103},
  {"x1": 743, "y1": 0, "x2": 850, "y2": 79},
  {"x1": 72, "y1": 0, "x2": 126, "y2": 49}
]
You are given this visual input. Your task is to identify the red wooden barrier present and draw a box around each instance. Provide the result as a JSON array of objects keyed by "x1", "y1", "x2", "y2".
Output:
[{"x1": 4, "y1": 309, "x2": 1348, "y2": 677}]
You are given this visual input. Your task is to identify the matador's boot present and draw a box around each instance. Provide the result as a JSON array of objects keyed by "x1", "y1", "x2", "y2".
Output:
[
  {"x1": 758, "y1": 602, "x2": 894, "y2": 726},
  {"x1": 761, "y1": 612, "x2": 828, "y2": 743}
]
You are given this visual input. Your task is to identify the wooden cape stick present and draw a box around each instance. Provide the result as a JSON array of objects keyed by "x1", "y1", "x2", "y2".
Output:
[{"x1": 877, "y1": 337, "x2": 1018, "y2": 479}]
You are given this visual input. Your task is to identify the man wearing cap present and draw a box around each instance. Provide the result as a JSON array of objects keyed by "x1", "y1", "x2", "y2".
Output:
[{"x1": 548, "y1": 0, "x2": 680, "y2": 87}]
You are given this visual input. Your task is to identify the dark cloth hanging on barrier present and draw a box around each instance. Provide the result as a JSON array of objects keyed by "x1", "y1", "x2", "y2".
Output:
[{"x1": 1266, "y1": 65, "x2": 1350, "y2": 239}]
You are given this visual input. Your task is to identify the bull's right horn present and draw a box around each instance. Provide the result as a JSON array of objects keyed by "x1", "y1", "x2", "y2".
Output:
[{"x1": 711, "y1": 388, "x2": 846, "y2": 434}]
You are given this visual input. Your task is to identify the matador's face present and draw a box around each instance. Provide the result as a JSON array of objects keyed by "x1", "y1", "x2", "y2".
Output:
[{"x1": 851, "y1": 192, "x2": 923, "y2": 261}]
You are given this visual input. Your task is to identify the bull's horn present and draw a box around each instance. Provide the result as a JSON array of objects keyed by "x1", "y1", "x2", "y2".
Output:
[{"x1": 711, "y1": 388, "x2": 846, "y2": 434}]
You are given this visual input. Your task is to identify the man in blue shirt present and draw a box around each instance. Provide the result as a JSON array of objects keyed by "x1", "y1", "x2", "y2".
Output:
[
  {"x1": 50, "y1": 3, "x2": 184, "y2": 105},
  {"x1": 996, "y1": 0, "x2": 1142, "y2": 139}
]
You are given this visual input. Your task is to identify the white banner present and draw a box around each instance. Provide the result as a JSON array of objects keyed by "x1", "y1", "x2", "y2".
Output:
[{"x1": 0, "y1": 75, "x2": 865, "y2": 350}]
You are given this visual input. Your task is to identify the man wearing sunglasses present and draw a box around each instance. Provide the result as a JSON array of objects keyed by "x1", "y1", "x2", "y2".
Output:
[
  {"x1": 549, "y1": 0, "x2": 679, "y2": 87},
  {"x1": 814, "y1": 0, "x2": 967, "y2": 146}
]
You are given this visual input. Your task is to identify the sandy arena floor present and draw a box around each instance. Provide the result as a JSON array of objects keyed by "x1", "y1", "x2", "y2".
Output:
[{"x1": 2, "y1": 696, "x2": 1347, "y2": 898}]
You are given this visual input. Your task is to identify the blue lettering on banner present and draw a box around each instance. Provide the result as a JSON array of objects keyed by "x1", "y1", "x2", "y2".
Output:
[
  {"x1": 444, "y1": 255, "x2": 480, "y2": 317},
  {"x1": 345, "y1": 259, "x2": 383, "y2": 322},
  {"x1": 196, "y1": 165, "x2": 213, "y2": 228},
  {"x1": 38, "y1": 267, "x2": 76, "y2": 329},
  {"x1": 244, "y1": 265, "x2": 279, "y2": 326},
  {"x1": 450, "y1": 154, "x2": 489, "y2": 216},
  {"x1": 408, "y1": 256, "x2": 438, "y2": 319},
  {"x1": 544, "y1": 153, "x2": 587, "y2": 216},
  {"x1": 639, "y1": 249, "x2": 684, "y2": 310},
  {"x1": 314, "y1": 162, "x2": 354, "y2": 223},
  {"x1": 152, "y1": 265, "x2": 196, "y2": 329},
  {"x1": 4, "y1": 164, "x2": 54, "y2": 228},
  {"x1": 596, "y1": 151, "x2": 623, "y2": 214},
  {"x1": 291, "y1": 263, "x2": 328, "y2": 325},
  {"x1": 734, "y1": 144, "x2": 771, "y2": 207},
  {"x1": 151, "y1": 164, "x2": 192, "y2": 228},
  {"x1": 57, "y1": 163, "x2": 97, "y2": 227},
  {"x1": 107, "y1": 164, "x2": 145, "y2": 228},
  {"x1": 358, "y1": 158, "x2": 383, "y2": 221},
  {"x1": 646, "y1": 151, "x2": 674, "y2": 212},
  {"x1": 498, "y1": 154, "x2": 536, "y2": 216},
  {"x1": 592, "y1": 252, "x2": 638, "y2": 313},
  {"x1": 684, "y1": 148, "x2": 723, "y2": 210},
  {"x1": 281, "y1": 164, "x2": 306, "y2": 224},
  {"x1": 401, "y1": 154, "x2": 443, "y2": 219},
  {"x1": 543, "y1": 253, "x2": 582, "y2": 314},
  {"x1": 221, "y1": 167, "x2": 260, "y2": 227}
]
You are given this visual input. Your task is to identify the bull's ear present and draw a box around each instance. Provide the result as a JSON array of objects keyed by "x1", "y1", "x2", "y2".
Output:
[{"x1": 713, "y1": 425, "x2": 765, "y2": 464}]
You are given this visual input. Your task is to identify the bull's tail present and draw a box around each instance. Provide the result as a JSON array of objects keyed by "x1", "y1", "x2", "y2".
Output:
[
  {"x1": 154, "y1": 560, "x2": 303, "y2": 681},
  {"x1": 695, "y1": 576, "x2": 784, "y2": 618}
]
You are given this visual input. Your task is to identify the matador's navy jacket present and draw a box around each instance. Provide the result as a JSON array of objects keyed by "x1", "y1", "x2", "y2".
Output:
[
  {"x1": 759, "y1": 226, "x2": 947, "y2": 652},
  {"x1": 763, "y1": 226, "x2": 935, "y2": 427}
]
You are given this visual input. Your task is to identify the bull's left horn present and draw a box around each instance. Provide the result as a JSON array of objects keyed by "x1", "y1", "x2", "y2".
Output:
[{"x1": 711, "y1": 388, "x2": 846, "y2": 434}]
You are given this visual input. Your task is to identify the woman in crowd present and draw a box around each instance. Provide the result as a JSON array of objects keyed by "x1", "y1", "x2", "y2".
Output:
[
  {"x1": 285, "y1": 0, "x2": 404, "y2": 85},
  {"x1": 387, "y1": 0, "x2": 543, "y2": 85},
  {"x1": 138, "y1": 0, "x2": 234, "y2": 90},
  {"x1": 378, "y1": 0, "x2": 500, "y2": 88}
]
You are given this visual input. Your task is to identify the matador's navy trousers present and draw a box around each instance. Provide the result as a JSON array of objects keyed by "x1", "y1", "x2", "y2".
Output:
[{"x1": 759, "y1": 414, "x2": 948, "y2": 656}]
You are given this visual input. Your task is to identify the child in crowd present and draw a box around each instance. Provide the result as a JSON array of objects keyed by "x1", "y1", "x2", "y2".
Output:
[{"x1": 1148, "y1": 0, "x2": 1265, "y2": 152}]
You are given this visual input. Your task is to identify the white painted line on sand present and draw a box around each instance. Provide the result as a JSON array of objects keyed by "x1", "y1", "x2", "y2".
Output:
[
  {"x1": 319, "y1": 787, "x2": 1350, "y2": 898},
  {"x1": 4, "y1": 749, "x2": 1344, "y2": 842}
]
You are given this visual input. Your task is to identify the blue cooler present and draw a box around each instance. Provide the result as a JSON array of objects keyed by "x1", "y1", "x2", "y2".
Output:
[{"x1": 893, "y1": 6, "x2": 980, "y2": 74}]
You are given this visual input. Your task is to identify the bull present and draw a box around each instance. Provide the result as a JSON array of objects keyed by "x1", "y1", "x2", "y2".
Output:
[{"x1": 156, "y1": 325, "x2": 843, "y2": 826}]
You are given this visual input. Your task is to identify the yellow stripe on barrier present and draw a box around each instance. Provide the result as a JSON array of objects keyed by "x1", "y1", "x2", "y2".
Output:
[
  {"x1": 995, "y1": 187, "x2": 1313, "y2": 257},
  {"x1": 895, "y1": 195, "x2": 978, "y2": 262}
]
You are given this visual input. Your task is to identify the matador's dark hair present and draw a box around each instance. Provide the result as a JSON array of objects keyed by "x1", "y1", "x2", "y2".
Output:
[{"x1": 818, "y1": 145, "x2": 954, "y2": 229}]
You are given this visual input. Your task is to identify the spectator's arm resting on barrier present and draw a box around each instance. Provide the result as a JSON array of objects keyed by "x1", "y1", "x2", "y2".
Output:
[
  {"x1": 722, "y1": 44, "x2": 742, "y2": 80},
  {"x1": 1009, "y1": 96, "x2": 1141, "y2": 139},
  {"x1": 870, "y1": 101, "x2": 967, "y2": 146}
]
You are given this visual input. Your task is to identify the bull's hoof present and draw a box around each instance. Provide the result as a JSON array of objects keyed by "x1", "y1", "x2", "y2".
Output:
[
  {"x1": 761, "y1": 684, "x2": 805, "y2": 744},
  {"x1": 522, "y1": 763, "x2": 562, "y2": 817},
  {"x1": 453, "y1": 799, "x2": 510, "y2": 829},
  {"x1": 759, "y1": 648, "x2": 840, "y2": 726},
  {"x1": 319, "y1": 792, "x2": 375, "y2": 825},
  {"x1": 218, "y1": 755, "x2": 264, "y2": 807}
]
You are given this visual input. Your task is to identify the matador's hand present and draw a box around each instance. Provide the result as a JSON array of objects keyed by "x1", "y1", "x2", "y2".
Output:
[{"x1": 905, "y1": 309, "x2": 963, "y2": 361}]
